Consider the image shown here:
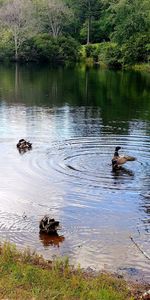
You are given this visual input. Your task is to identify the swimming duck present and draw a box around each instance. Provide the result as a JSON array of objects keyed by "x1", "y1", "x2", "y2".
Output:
[
  {"x1": 16, "y1": 139, "x2": 32, "y2": 151},
  {"x1": 39, "y1": 216, "x2": 60, "y2": 235},
  {"x1": 112, "y1": 146, "x2": 136, "y2": 170}
]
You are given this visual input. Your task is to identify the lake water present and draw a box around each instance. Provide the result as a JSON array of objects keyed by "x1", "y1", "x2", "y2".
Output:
[{"x1": 0, "y1": 64, "x2": 150, "y2": 282}]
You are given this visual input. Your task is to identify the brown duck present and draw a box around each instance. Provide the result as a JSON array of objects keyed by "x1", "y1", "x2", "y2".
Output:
[
  {"x1": 39, "y1": 216, "x2": 60, "y2": 235},
  {"x1": 112, "y1": 146, "x2": 136, "y2": 169},
  {"x1": 16, "y1": 139, "x2": 32, "y2": 151}
]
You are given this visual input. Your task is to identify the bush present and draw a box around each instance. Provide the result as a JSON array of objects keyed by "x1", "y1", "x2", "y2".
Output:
[
  {"x1": 121, "y1": 34, "x2": 150, "y2": 65},
  {"x1": 97, "y1": 42, "x2": 122, "y2": 69},
  {"x1": 57, "y1": 36, "x2": 80, "y2": 63},
  {"x1": 96, "y1": 36, "x2": 149, "y2": 68},
  {"x1": 19, "y1": 38, "x2": 39, "y2": 62},
  {"x1": 1, "y1": 34, "x2": 73, "y2": 64},
  {"x1": 31, "y1": 34, "x2": 60, "y2": 63},
  {"x1": 81, "y1": 39, "x2": 149, "y2": 69},
  {"x1": 85, "y1": 44, "x2": 99, "y2": 62},
  {"x1": 105, "y1": 44, "x2": 122, "y2": 69},
  {"x1": 19, "y1": 34, "x2": 80, "y2": 64}
]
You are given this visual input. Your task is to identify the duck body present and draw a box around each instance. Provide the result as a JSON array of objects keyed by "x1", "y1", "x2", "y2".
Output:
[
  {"x1": 39, "y1": 216, "x2": 60, "y2": 235},
  {"x1": 17, "y1": 139, "x2": 32, "y2": 151},
  {"x1": 112, "y1": 146, "x2": 136, "y2": 170}
]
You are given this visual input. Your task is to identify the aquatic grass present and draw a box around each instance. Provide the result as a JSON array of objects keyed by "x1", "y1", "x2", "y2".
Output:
[{"x1": 0, "y1": 242, "x2": 136, "y2": 299}]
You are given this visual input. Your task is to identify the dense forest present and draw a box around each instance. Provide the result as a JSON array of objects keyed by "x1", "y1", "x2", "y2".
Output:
[{"x1": 0, "y1": 0, "x2": 149, "y2": 68}]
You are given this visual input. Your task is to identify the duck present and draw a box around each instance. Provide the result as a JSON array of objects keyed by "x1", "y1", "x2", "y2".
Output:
[
  {"x1": 16, "y1": 139, "x2": 32, "y2": 151},
  {"x1": 39, "y1": 216, "x2": 60, "y2": 235},
  {"x1": 112, "y1": 146, "x2": 136, "y2": 170}
]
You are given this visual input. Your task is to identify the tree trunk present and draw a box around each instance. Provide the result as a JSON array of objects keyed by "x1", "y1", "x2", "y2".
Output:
[
  {"x1": 87, "y1": 0, "x2": 91, "y2": 44},
  {"x1": 87, "y1": 17, "x2": 90, "y2": 44},
  {"x1": 14, "y1": 32, "x2": 18, "y2": 61}
]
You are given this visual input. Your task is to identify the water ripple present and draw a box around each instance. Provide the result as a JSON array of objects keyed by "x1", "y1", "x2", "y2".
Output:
[
  {"x1": 0, "y1": 135, "x2": 150, "y2": 282},
  {"x1": 23, "y1": 136, "x2": 150, "y2": 193}
]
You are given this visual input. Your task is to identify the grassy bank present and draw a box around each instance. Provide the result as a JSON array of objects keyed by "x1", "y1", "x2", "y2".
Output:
[
  {"x1": 0, "y1": 242, "x2": 139, "y2": 300},
  {"x1": 131, "y1": 63, "x2": 150, "y2": 72}
]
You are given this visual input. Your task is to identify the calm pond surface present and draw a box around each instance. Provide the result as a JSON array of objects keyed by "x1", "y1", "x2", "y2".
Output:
[{"x1": 0, "y1": 64, "x2": 150, "y2": 282}]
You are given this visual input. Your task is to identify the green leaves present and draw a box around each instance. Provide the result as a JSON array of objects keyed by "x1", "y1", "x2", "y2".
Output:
[{"x1": 112, "y1": 0, "x2": 150, "y2": 44}]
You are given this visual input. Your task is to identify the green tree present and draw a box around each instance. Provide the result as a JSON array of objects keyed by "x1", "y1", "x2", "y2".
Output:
[
  {"x1": 70, "y1": 0, "x2": 102, "y2": 44},
  {"x1": 38, "y1": 0, "x2": 73, "y2": 38},
  {"x1": 0, "y1": 0, "x2": 37, "y2": 60},
  {"x1": 112, "y1": 0, "x2": 150, "y2": 44}
]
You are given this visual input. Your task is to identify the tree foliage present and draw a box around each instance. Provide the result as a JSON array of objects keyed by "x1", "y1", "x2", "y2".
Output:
[
  {"x1": 112, "y1": 0, "x2": 150, "y2": 44},
  {"x1": 39, "y1": 0, "x2": 73, "y2": 37},
  {"x1": 0, "y1": 0, "x2": 149, "y2": 66},
  {"x1": 0, "y1": 0, "x2": 36, "y2": 60}
]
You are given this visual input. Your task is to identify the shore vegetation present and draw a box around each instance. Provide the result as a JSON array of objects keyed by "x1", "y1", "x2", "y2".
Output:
[
  {"x1": 1, "y1": 242, "x2": 147, "y2": 300},
  {"x1": 0, "y1": 0, "x2": 149, "y2": 69}
]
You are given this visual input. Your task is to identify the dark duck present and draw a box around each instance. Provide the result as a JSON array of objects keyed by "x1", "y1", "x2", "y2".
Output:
[
  {"x1": 39, "y1": 216, "x2": 60, "y2": 235},
  {"x1": 16, "y1": 139, "x2": 32, "y2": 152},
  {"x1": 112, "y1": 146, "x2": 136, "y2": 170}
]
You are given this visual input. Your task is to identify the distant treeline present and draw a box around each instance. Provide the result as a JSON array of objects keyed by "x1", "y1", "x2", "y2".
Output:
[{"x1": 0, "y1": 0, "x2": 149, "y2": 68}]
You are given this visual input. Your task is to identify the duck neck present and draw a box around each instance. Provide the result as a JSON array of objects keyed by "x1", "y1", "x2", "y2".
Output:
[{"x1": 114, "y1": 150, "x2": 119, "y2": 157}]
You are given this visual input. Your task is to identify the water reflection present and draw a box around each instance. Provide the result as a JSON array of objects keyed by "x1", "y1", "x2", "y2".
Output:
[
  {"x1": 0, "y1": 64, "x2": 150, "y2": 131},
  {"x1": 112, "y1": 166, "x2": 134, "y2": 178},
  {"x1": 39, "y1": 233, "x2": 65, "y2": 248},
  {"x1": 17, "y1": 148, "x2": 32, "y2": 155}
]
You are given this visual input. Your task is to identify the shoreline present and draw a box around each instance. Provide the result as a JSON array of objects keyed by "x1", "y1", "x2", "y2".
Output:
[
  {"x1": 0, "y1": 59, "x2": 150, "y2": 74},
  {"x1": 83, "y1": 59, "x2": 150, "y2": 73},
  {"x1": 0, "y1": 242, "x2": 149, "y2": 299}
]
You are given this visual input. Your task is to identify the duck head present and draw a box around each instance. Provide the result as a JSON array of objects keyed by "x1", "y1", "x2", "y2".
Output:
[
  {"x1": 115, "y1": 146, "x2": 121, "y2": 151},
  {"x1": 114, "y1": 146, "x2": 121, "y2": 157}
]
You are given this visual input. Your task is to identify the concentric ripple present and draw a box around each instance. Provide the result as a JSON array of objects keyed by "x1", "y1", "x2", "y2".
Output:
[
  {"x1": 0, "y1": 135, "x2": 150, "y2": 283},
  {"x1": 26, "y1": 136, "x2": 150, "y2": 193},
  {"x1": 0, "y1": 64, "x2": 150, "y2": 282}
]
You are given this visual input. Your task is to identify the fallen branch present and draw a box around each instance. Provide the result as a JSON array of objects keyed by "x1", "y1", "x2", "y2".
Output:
[{"x1": 129, "y1": 235, "x2": 150, "y2": 260}]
